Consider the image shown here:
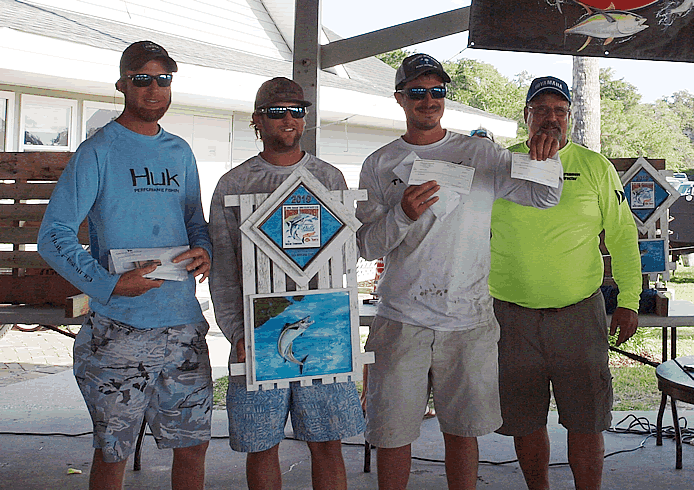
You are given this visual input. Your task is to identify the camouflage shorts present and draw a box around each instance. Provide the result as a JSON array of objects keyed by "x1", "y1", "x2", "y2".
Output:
[{"x1": 73, "y1": 312, "x2": 213, "y2": 463}]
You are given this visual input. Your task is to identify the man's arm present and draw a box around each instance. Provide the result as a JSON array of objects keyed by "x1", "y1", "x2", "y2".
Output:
[
  {"x1": 494, "y1": 146, "x2": 564, "y2": 210},
  {"x1": 355, "y1": 158, "x2": 437, "y2": 260},
  {"x1": 37, "y1": 150, "x2": 122, "y2": 303},
  {"x1": 208, "y1": 179, "x2": 244, "y2": 351},
  {"x1": 601, "y1": 160, "x2": 642, "y2": 345}
]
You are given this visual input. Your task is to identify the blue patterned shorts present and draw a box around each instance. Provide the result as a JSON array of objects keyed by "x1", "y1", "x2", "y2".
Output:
[
  {"x1": 227, "y1": 379, "x2": 365, "y2": 453},
  {"x1": 73, "y1": 312, "x2": 213, "y2": 463}
]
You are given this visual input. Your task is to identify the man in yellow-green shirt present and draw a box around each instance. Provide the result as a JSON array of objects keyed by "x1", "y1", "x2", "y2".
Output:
[{"x1": 489, "y1": 76, "x2": 641, "y2": 490}]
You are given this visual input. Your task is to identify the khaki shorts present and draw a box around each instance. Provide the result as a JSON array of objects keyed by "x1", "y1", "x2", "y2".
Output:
[
  {"x1": 73, "y1": 312, "x2": 213, "y2": 463},
  {"x1": 363, "y1": 316, "x2": 502, "y2": 448},
  {"x1": 494, "y1": 290, "x2": 612, "y2": 436}
]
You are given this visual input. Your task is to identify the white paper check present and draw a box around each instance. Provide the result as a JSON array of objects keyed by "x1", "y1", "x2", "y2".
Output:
[
  {"x1": 511, "y1": 153, "x2": 562, "y2": 188},
  {"x1": 109, "y1": 245, "x2": 191, "y2": 281},
  {"x1": 408, "y1": 158, "x2": 475, "y2": 195}
]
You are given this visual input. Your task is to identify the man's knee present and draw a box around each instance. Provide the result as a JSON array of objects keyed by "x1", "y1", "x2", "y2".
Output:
[{"x1": 173, "y1": 441, "x2": 209, "y2": 461}]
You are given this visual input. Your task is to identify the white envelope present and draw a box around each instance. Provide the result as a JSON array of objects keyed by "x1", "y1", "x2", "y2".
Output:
[{"x1": 109, "y1": 245, "x2": 191, "y2": 281}]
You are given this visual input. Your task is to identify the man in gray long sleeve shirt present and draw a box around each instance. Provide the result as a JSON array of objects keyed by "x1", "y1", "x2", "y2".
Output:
[
  {"x1": 208, "y1": 77, "x2": 364, "y2": 490},
  {"x1": 356, "y1": 54, "x2": 563, "y2": 490}
]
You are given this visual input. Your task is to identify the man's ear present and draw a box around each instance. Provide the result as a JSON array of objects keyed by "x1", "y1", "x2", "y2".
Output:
[
  {"x1": 523, "y1": 106, "x2": 530, "y2": 124},
  {"x1": 115, "y1": 78, "x2": 124, "y2": 93},
  {"x1": 394, "y1": 91, "x2": 405, "y2": 108}
]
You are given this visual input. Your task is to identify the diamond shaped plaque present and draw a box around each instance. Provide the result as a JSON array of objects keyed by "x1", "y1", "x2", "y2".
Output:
[
  {"x1": 239, "y1": 167, "x2": 362, "y2": 286},
  {"x1": 621, "y1": 157, "x2": 680, "y2": 234}
]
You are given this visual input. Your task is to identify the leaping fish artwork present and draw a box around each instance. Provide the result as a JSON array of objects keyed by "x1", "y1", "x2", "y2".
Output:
[
  {"x1": 277, "y1": 316, "x2": 314, "y2": 374},
  {"x1": 565, "y1": 2, "x2": 648, "y2": 51}
]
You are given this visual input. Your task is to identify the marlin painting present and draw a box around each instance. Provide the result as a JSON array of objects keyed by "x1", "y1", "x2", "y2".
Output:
[
  {"x1": 277, "y1": 316, "x2": 314, "y2": 374},
  {"x1": 283, "y1": 213, "x2": 318, "y2": 245}
]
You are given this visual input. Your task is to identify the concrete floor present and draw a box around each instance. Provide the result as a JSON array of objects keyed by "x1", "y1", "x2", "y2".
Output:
[{"x1": 1, "y1": 370, "x2": 693, "y2": 489}]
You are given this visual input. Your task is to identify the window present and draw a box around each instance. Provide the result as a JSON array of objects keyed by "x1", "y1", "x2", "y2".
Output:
[
  {"x1": 0, "y1": 91, "x2": 15, "y2": 151},
  {"x1": 20, "y1": 95, "x2": 77, "y2": 151},
  {"x1": 83, "y1": 101, "x2": 122, "y2": 140}
]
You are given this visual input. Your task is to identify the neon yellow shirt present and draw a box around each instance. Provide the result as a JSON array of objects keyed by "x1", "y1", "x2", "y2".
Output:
[{"x1": 489, "y1": 141, "x2": 641, "y2": 311}]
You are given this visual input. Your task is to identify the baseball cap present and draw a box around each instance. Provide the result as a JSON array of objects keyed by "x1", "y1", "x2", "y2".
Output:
[
  {"x1": 526, "y1": 76, "x2": 571, "y2": 104},
  {"x1": 254, "y1": 77, "x2": 312, "y2": 111},
  {"x1": 395, "y1": 54, "x2": 451, "y2": 90},
  {"x1": 120, "y1": 41, "x2": 178, "y2": 76}
]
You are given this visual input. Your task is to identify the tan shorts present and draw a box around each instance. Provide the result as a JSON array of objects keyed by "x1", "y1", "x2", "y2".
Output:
[
  {"x1": 494, "y1": 290, "x2": 612, "y2": 436},
  {"x1": 363, "y1": 316, "x2": 502, "y2": 448}
]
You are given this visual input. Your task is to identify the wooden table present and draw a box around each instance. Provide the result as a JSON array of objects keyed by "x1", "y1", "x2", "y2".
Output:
[{"x1": 656, "y1": 355, "x2": 694, "y2": 469}]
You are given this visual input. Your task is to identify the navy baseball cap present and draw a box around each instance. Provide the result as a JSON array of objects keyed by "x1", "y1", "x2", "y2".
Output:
[
  {"x1": 526, "y1": 76, "x2": 571, "y2": 104},
  {"x1": 395, "y1": 54, "x2": 451, "y2": 90},
  {"x1": 120, "y1": 41, "x2": 177, "y2": 76}
]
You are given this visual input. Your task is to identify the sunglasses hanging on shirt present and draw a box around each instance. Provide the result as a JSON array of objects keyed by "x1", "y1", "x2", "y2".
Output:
[
  {"x1": 397, "y1": 86, "x2": 447, "y2": 100},
  {"x1": 257, "y1": 106, "x2": 308, "y2": 119},
  {"x1": 126, "y1": 74, "x2": 173, "y2": 87}
]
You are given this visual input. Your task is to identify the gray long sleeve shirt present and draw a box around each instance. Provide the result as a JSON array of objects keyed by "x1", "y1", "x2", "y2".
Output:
[{"x1": 208, "y1": 152, "x2": 348, "y2": 350}]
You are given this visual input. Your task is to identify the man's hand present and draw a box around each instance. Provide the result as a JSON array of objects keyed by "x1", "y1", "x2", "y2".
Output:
[
  {"x1": 401, "y1": 180, "x2": 440, "y2": 221},
  {"x1": 236, "y1": 339, "x2": 246, "y2": 363},
  {"x1": 112, "y1": 263, "x2": 164, "y2": 297},
  {"x1": 528, "y1": 132, "x2": 560, "y2": 161},
  {"x1": 173, "y1": 247, "x2": 211, "y2": 283},
  {"x1": 610, "y1": 307, "x2": 638, "y2": 346}
]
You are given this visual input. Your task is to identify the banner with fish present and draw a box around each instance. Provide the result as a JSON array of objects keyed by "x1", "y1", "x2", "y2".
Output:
[{"x1": 468, "y1": 0, "x2": 694, "y2": 62}]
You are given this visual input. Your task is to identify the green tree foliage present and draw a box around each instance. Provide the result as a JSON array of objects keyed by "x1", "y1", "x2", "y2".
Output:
[
  {"x1": 600, "y1": 69, "x2": 694, "y2": 170},
  {"x1": 376, "y1": 48, "x2": 411, "y2": 69},
  {"x1": 443, "y1": 59, "x2": 531, "y2": 145}
]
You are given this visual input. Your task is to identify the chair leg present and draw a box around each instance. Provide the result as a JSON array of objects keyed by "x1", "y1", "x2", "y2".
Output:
[
  {"x1": 133, "y1": 419, "x2": 147, "y2": 471},
  {"x1": 671, "y1": 398, "x2": 682, "y2": 469},
  {"x1": 656, "y1": 392, "x2": 668, "y2": 446},
  {"x1": 363, "y1": 440, "x2": 372, "y2": 473}
]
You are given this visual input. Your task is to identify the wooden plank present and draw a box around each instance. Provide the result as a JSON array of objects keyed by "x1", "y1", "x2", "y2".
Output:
[
  {"x1": 0, "y1": 275, "x2": 81, "y2": 306},
  {"x1": 0, "y1": 152, "x2": 73, "y2": 180},
  {"x1": 0, "y1": 182, "x2": 56, "y2": 200},
  {"x1": 65, "y1": 293, "x2": 90, "y2": 318},
  {"x1": 610, "y1": 158, "x2": 665, "y2": 171},
  {"x1": 0, "y1": 222, "x2": 89, "y2": 245},
  {"x1": 0, "y1": 204, "x2": 48, "y2": 221},
  {"x1": 0, "y1": 251, "x2": 48, "y2": 268}
]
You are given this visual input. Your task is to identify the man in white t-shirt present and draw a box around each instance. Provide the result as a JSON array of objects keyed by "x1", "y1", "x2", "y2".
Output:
[{"x1": 356, "y1": 54, "x2": 563, "y2": 490}]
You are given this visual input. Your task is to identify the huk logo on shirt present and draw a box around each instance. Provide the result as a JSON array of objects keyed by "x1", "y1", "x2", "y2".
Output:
[{"x1": 130, "y1": 167, "x2": 180, "y2": 193}]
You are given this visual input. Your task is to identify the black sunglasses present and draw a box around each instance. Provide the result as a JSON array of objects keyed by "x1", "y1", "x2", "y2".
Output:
[
  {"x1": 257, "y1": 106, "x2": 307, "y2": 119},
  {"x1": 126, "y1": 74, "x2": 173, "y2": 87},
  {"x1": 397, "y1": 86, "x2": 447, "y2": 100}
]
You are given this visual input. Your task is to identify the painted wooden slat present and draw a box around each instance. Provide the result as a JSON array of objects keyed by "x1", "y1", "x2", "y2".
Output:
[
  {"x1": 0, "y1": 152, "x2": 72, "y2": 180},
  {"x1": 0, "y1": 204, "x2": 48, "y2": 221},
  {"x1": 272, "y1": 261, "x2": 286, "y2": 293},
  {"x1": 0, "y1": 251, "x2": 48, "y2": 268},
  {"x1": 0, "y1": 182, "x2": 56, "y2": 200}
]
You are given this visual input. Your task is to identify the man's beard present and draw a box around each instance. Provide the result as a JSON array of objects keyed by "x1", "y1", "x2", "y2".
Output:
[
  {"x1": 262, "y1": 130, "x2": 302, "y2": 152},
  {"x1": 126, "y1": 94, "x2": 171, "y2": 123}
]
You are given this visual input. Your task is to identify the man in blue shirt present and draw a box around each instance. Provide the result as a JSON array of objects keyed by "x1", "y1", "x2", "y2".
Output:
[{"x1": 38, "y1": 41, "x2": 212, "y2": 490}]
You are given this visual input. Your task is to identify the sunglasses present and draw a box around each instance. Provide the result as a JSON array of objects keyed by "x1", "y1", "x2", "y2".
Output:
[
  {"x1": 528, "y1": 105, "x2": 570, "y2": 119},
  {"x1": 126, "y1": 74, "x2": 173, "y2": 87},
  {"x1": 257, "y1": 106, "x2": 307, "y2": 119},
  {"x1": 397, "y1": 86, "x2": 447, "y2": 100}
]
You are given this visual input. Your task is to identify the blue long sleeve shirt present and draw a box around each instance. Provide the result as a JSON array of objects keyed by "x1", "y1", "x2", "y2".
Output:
[{"x1": 38, "y1": 121, "x2": 212, "y2": 329}]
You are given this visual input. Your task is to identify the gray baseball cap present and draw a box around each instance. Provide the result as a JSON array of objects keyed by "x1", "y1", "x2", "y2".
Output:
[{"x1": 395, "y1": 53, "x2": 451, "y2": 90}]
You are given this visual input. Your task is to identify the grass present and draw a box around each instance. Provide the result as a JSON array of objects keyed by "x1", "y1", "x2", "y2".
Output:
[{"x1": 211, "y1": 264, "x2": 694, "y2": 411}]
